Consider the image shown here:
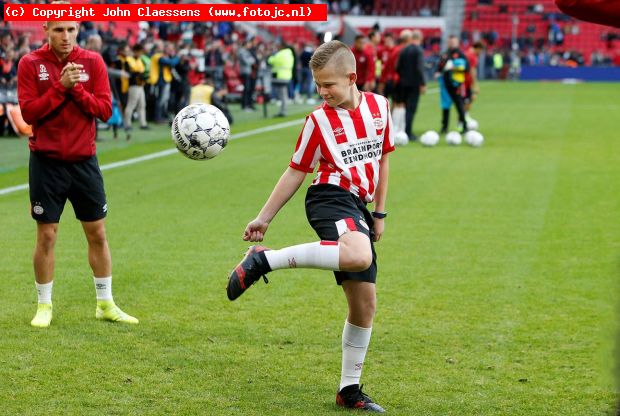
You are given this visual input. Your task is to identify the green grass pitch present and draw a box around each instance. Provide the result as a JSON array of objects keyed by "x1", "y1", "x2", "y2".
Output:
[{"x1": 0, "y1": 82, "x2": 618, "y2": 415}]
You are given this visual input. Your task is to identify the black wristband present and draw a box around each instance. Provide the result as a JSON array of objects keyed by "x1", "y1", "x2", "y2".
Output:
[{"x1": 372, "y1": 211, "x2": 387, "y2": 219}]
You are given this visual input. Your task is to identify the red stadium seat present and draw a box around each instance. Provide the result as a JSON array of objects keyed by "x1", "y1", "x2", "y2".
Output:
[{"x1": 462, "y1": 0, "x2": 618, "y2": 63}]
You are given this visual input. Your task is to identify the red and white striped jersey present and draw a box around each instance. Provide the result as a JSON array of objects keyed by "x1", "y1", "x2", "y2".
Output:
[{"x1": 289, "y1": 92, "x2": 395, "y2": 203}]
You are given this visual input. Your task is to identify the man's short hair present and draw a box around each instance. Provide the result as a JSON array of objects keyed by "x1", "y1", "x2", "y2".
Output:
[
  {"x1": 309, "y1": 40, "x2": 355, "y2": 72},
  {"x1": 45, "y1": 1, "x2": 74, "y2": 28}
]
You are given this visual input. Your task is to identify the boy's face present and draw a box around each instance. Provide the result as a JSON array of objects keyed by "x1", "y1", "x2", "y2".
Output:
[{"x1": 312, "y1": 63, "x2": 356, "y2": 108}]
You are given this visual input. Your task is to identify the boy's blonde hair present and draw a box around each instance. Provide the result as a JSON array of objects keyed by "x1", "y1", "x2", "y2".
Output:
[{"x1": 309, "y1": 40, "x2": 356, "y2": 73}]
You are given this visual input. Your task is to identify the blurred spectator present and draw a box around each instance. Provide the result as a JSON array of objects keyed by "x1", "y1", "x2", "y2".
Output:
[
  {"x1": 238, "y1": 37, "x2": 257, "y2": 111},
  {"x1": 123, "y1": 43, "x2": 149, "y2": 139},
  {"x1": 0, "y1": 48, "x2": 17, "y2": 88},
  {"x1": 492, "y1": 49, "x2": 504, "y2": 78},
  {"x1": 376, "y1": 32, "x2": 395, "y2": 97},
  {"x1": 205, "y1": 39, "x2": 225, "y2": 91},
  {"x1": 287, "y1": 42, "x2": 299, "y2": 101},
  {"x1": 151, "y1": 41, "x2": 179, "y2": 123},
  {"x1": 298, "y1": 43, "x2": 316, "y2": 104},
  {"x1": 351, "y1": 34, "x2": 374, "y2": 91},
  {"x1": 170, "y1": 48, "x2": 192, "y2": 116},
  {"x1": 268, "y1": 39, "x2": 294, "y2": 117},
  {"x1": 0, "y1": 31, "x2": 15, "y2": 58},
  {"x1": 367, "y1": 30, "x2": 382, "y2": 90},
  {"x1": 395, "y1": 29, "x2": 426, "y2": 141},
  {"x1": 115, "y1": 41, "x2": 130, "y2": 115}
]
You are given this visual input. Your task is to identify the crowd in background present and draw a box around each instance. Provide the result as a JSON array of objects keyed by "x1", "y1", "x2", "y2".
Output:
[{"x1": 0, "y1": 11, "x2": 618, "y2": 137}]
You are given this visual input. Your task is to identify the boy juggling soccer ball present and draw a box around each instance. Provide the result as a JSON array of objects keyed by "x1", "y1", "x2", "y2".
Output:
[{"x1": 227, "y1": 40, "x2": 394, "y2": 413}]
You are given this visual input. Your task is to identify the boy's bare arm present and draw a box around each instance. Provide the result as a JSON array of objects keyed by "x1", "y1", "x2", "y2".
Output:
[
  {"x1": 372, "y1": 154, "x2": 390, "y2": 242},
  {"x1": 243, "y1": 167, "x2": 308, "y2": 242}
]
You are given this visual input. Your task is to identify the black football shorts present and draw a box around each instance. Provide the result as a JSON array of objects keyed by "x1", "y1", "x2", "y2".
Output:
[
  {"x1": 304, "y1": 183, "x2": 377, "y2": 285},
  {"x1": 29, "y1": 152, "x2": 107, "y2": 223}
]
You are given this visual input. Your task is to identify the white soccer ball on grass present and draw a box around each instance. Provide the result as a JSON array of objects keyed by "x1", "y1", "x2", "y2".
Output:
[
  {"x1": 420, "y1": 130, "x2": 440, "y2": 147},
  {"x1": 445, "y1": 131, "x2": 462, "y2": 145},
  {"x1": 171, "y1": 103, "x2": 230, "y2": 160},
  {"x1": 394, "y1": 131, "x2": 409, "y2": 146},
  {"x1": 467, "y1": 118, "x2": 479, "y2": 131},
  {"x1": 464, "y1": 130, "x2": 484, "y2": 147}
]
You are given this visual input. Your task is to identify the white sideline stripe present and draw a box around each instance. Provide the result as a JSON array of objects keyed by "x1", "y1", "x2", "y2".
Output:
[
  {"x1": 0, "y1": 183, "x2": 28, "y2": 195},
  {"x1": 0, "y1": 90, "x2": 440, "y2": 197},
  {"x1": 0, "y1": 118, "x2": 305, "y2": 197}
]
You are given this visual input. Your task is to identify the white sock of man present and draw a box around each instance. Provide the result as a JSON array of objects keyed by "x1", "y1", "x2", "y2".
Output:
[
  {"x1": 392, "y1": 106, "x2": 406, "y2": 133},
  {"x1": 263, "y1": 241, "x2": 339, "y2": 271},
  {"x1": 93, "y1": 276, "x2": 113, "y2": 301},
  {"x1": 35, "y1": 281, "x2": 53, "y2": 304},
  {"x1": 340, "y1": 320, "x2": 372, "y2": 390}
]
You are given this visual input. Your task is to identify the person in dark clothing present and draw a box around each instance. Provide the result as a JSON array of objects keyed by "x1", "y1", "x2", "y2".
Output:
[
  {"x1": 170, "y1": 52, "x2": 191, "y2": 115},
  {"x1": 395, "y1": 29, "x2": 427, "y2": 141},
  {"x1": 238, "y1": 37, "x2": 257, "y2": 111},
  {"x1": 436, "y1": 35, "x2": 469, "y2": 134}
]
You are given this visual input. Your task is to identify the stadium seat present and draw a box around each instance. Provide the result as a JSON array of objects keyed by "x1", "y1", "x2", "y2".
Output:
[{"x1": 462, "y1": 0, "x2": 617, "y2": 63}]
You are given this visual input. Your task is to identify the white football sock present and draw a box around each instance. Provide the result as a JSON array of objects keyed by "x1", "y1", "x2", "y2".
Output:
[
  {"x1": 263, "y1": 241, "x2": 340, "y2": 271},
  {"x1": 35, "y1": 281, "x2": 53, "y2": 304},
  {"x1": 340, "y1": 320, "x2": 372, "y2": 390},
  {"x1": 93, "y1": 276, "x2": 113, "y2": 301},
  {"x1": 392, "y1": 106, "x2": 406, "y2": 133}
]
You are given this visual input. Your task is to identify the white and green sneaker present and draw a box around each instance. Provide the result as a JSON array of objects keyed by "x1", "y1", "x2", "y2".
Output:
[
  {"x1": 31, "y1": 303, "x2": 53, "y2": 328},
  {"x1": 96, "y1": 300, "x2": 139, "y2": 324}
]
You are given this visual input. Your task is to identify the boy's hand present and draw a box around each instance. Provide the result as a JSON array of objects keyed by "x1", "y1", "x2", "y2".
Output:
[
  {"x1": 243, "y1": 218, "x2": 269, "y2": 242},
  {"x1": 372, "y1": 218, "x2": 385, "y2": 242}
]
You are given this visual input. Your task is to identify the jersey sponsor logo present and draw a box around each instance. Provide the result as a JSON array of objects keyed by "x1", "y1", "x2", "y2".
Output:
[
  {"x1": 78, "y1": 71, "x2": 90, "y2": 82},
  {"x1": 32, "y1": 204, "x2": 44, "y2": 215},
  {"x1": 38, "y1": 64, "x2": 49, "y2": 81},
  {"x1": 340, "y1": 138, "x2": 383, "y2": 165}
]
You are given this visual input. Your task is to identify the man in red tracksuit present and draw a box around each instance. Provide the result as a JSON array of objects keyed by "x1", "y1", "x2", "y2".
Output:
[{"x1": 17, "y1": 19, "x2": 138, "y2": 328}]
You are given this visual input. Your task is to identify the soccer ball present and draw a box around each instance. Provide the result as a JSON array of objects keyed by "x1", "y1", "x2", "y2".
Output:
[
  {"x1": 465, "y1": 130, "x2": 484, "y2": 147},
  {"x1": 171, "y1": 104, "x2": 230, "y2": 160},
  {"x1": 394, "y1": 131, "x2": 409, "y2": 146},
  {"x1": 467, "y1": 118, "x2": 479, "y2": 131},
  {"x1": 420, "y1": 130, "x2": 440, "y2": 147},
  {"x1": 445, "y1": 131, "x2": 462, "y2": 145}
]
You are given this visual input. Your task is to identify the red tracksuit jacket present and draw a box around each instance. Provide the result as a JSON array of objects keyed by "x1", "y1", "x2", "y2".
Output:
[
  {"x1": 555, "y1": 0, "x2": 620, "y2": 28},
  {"x1": 17, "y1": 44, "x2": 112, "y2": 161}
]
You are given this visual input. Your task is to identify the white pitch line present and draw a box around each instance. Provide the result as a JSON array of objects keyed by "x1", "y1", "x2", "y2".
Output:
[
  {"x1": 0, "y1": 118, "x2": 305, "y2": 197},
  {"x1": 0, "y1": 91, "x2": 440, "y2": 198},
  {"x1": 0, "y1": 183, "x2": 29, "y2": 195}
]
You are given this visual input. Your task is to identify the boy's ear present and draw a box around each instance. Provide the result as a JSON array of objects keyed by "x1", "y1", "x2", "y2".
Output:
[{"x1": 348, "y1": 72, "x2": 357, "y2": 85}]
